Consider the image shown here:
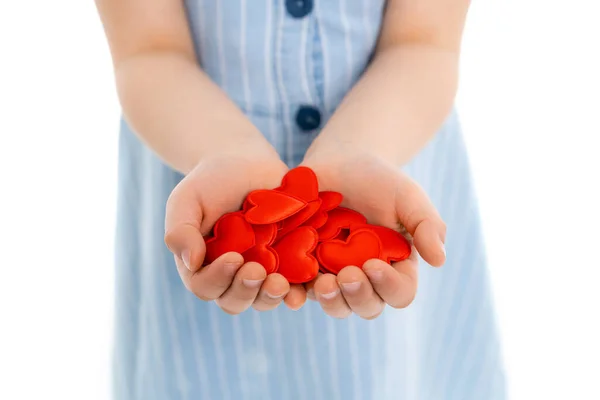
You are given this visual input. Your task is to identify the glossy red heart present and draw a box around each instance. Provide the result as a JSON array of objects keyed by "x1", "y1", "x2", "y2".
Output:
[
  {"x1": 303, "y1": 191, "x2": 343, "y2": 230},
  {"x1": 204, "y1": 212, "x2": 255, "y2": 264},
  {"x1": 244, "y1": 189, "x2": 306, "y2": 224},
  {"x1": 316, "y1": 228, "x2": 382, "y2": 274},
  {"x1": 276, "y1": 166, "x2": 319, "y2": 202},
  {"x1": 350, "y1": 223, "x2": 412, "y2": 263},
  {"x1": 276, "y1": 199, "x2": 322, "y2": 241},
  {"x1": 242, "y1": 223, "x2": 279, "y2": 273},
  {"x1": 316, "y1": 207, "x2": 367, "y2": 241},
  {"x1": 273, "y1": 226, "x2": 319, "y2": 284}
]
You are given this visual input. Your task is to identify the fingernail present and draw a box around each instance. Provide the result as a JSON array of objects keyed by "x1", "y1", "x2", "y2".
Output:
[
  {"x1": 365, "y1": 268, "x2": 384, "y2": 283},
  {"x1": 243, "y1": 279, "x2": 264, "y2": 289},
  {"x1": 265, "y1": 292, "x2": 285, "y2": 300},
  {"x1": 440, "y1": 240, "x2": 446, "y2": 257},
  {"x1": 320, "y1": 289, "x2": 340, "y2": 300},
  {"x1": 182, "y1": 250, "x2": 191, "y2": 270},
  {"x1": 340, "y1": 281, "x2": 361, "y2": 294}
]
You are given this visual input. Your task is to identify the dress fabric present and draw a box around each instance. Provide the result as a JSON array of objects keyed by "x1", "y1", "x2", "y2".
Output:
[{"x1": 112, "y1": 1, "x2": 506, "y2": 399}]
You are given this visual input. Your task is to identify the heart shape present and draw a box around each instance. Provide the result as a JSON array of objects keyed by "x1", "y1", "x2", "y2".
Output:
[
  {"x1": 316, "y1": 228, "x2": 382, "y2": 274},
  {"x1": 275, "y1": 198, "x2": 322, "y2": 241},
  {"x1": 244, "y1": 189, "x2": 307, "y2": 224},
  {"x1": 303, "y1": 191, "x2": 343, "y2": 230},
  {"x1": 273, "y1": 226, "x2": 319, "y2": 284},
  {"x1": 204, "y1": 212, "x2": 255, "y2": 264},
  {"x1": 276, "y1": 166, "x2": 319, "y2": 202},
  {"x1": 350, "y1": 223, "x2": 412, "y2": 263},
  {"x1": 316, "y1": 207, "x2": 367, "y2": 241},
  {"x1": 242, "y1": 223, "x2": 279, "y2": 273}
]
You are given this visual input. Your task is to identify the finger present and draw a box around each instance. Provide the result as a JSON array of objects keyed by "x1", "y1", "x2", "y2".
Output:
[
  {"x1": 215, "y1": 262, "x2": 267, "y2": 315},
  {"x1": 177, "y1": 251, "x2": 243, "y2": 300},
  {"x1": 313, "y1": 274, "x2": 352, "y2": 319},
  {"x1": 304, "y1": 273, "x2": 323, "y2": 301},
  {"x1": 164, "y1": 180, "x2": 205, "y2": 272},
  {"x1": 336, "y1": 266, "x2": 385, "y2": 320},
  {"x1": 394, "y1": 179, "x2": 446, "y2": 267},
  {"x1": 284, "y1": 284, "x2": 307, "y2": 311},
  {"x1": 362, "y1": 248, "x2": 419, "y2": 309},
  {"x1": 253, "y1": 273, "x2": 290, "y2": 311}
]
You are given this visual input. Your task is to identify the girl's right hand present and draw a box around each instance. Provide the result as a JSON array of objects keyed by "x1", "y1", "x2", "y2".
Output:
[{"x1": 164, "y1": 149, "x2": 308, "y2": 314}]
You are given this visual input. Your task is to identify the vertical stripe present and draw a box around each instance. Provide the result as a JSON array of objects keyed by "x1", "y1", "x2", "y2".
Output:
[
  {"x1": 240, "y1": 0, "x2": 252, "y2": 112},
  {"x1": 208, "y1": 304, "x2": 231, "y2": 400},
  {"x1": 215, "y1": 1, "x2": 227, "y2": 89},
  {"x1": 232, "y1": 317, "x2": 249, "y2": 399},
  {"x1": 289, "y1": 312, "x2": 309, "y2": 400},
  {"x1": 303, "y1": 306, "x2": 323, "y2": 400},
  {"x1": 326, "y1": 318, "x2": 342, "y2": 400},
  {"x1": 299, "y1": 18, "x2": 313, "y2": 103},
  {"x1": 362, "y1": 0, "x2": 372, "y2": 42},
  {"x1": 347, "y1": 316, "x2": 363, "y2": 400},
  {"x1": 422, "y1": 210, "x2": 474, "y2": 399},
  {"x1": 275, "y1": 1, "x2": 294, "y2": 164},
  {"x1": 340, "y1": 0, "x2": 353, "y2": 89},
  {"x1": 443, "y1": 256, "x2": 488, "y2": 396},
  {"x1": 367, "y1": 317, "x2": 379, "y2": 396},
  {"x1": 264, "y1": 0, "x2": 278, "y2": 147},
  {"x1": 404, "y1": 305, "x2": 418, "y2": 400},
  {"x1": 161, "y1": 271, "x2": 189, "y2": 399},
  {"x1": 184, "y1": 295, "x2": 211, "y2": 400},
  {"x1": 251, "y1": 311, "x2": 271, "y2": 400},
  {"x1": 197, "y1": 0, "x2": 208, "y2": 64},
  {"x1": 271, "y1": 310, "x2": 291, "y2": 399},
  {"x1": 315, "y1": 2, "x2": 331, "y2": 113}
]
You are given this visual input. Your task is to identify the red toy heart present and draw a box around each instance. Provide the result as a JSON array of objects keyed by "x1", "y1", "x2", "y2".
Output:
[
  {"x1": 273, "y1": 226, "x2": 320, "y2": 284},
  {"x1": 350, "y1": 223, "x2": 412, "y2": 263},
  {"x1": 276, "y1": 166, "x2": 319, "y2": 202},
  {"x1": 242, "y1": 223, "x2": 279, "y2": 273},
  {"x1": 276, "y1": 198, "x2": 322, "y2": 240},
  {"x1": 316, "y1": 228, "x2": 382, "y2": 274},
  {"x1": 204, "y1": 212, "x2": 255, "y2": 264},
  {"x1": 316, "y1": 207, "x2": 367, "y2": 241},
  {"x1": 303, "y1": 191, "x2": 343, "y2": 230},
  {"x1": 244, "y1": 189, "x2": 306, "y2": 224}
]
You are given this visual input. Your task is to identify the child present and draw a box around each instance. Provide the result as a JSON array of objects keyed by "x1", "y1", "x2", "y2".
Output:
[{"x1": 96, "y1": 0, "x2": 505, "y2": 398}]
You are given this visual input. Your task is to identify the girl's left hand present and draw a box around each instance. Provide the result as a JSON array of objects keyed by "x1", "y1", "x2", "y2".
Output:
[{"x1": 302, "y1": 149, "x2": 447, "y2": 319}]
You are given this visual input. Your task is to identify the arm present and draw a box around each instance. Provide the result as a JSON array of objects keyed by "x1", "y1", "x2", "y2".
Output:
[
  {"x1": 306, "y1": 0, "x2": 470, "y2": 166},
  {"x1": 96, "y1": 0, "x2": 306, "y2": 313},
  {"x1": 95, "y1": 0, "x2": 277, "y2": 174}
]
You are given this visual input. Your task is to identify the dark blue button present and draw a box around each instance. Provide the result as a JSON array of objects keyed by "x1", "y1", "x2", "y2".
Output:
[
  {"x1": 295, "y1": 106, "x2": 321, "y2": 132},
  {"x1": 286, "y1": 0, "x2": 313, "y2": 19}
]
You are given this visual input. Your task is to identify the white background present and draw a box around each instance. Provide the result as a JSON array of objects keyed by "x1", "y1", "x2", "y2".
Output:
[{"x1": 1, "y1": 1, "x2": 599, "y2": 399}]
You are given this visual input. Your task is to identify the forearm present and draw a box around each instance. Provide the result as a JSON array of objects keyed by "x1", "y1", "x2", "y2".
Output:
[
  {"x1": 307, "y1": 44, "x2": 459, "y2": 167},
  {"x1": 115, "y1": 51, "x2": 276, "y2": 174}
]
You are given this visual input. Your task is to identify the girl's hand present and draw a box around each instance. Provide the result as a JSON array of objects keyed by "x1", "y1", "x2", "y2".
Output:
[
  {"x1": 164, "y1": 149, "x2": 308, "y2": 314},
  {"x1": 302, "y1": 150, "x2": 446, "y2": 319}
]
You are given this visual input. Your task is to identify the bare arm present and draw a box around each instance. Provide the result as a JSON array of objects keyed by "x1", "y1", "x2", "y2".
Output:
[
  {"x1": 95, "y1": 0, "x2": 277, "y2": 174},
  {"x1": 306, "y1": 0, "x2": 470, "y2": 166}
]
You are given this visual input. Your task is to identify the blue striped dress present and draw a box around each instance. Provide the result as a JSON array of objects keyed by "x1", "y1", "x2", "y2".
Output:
[{"x1": 113, "y1": 1, "x2": 506, "y2": 399}]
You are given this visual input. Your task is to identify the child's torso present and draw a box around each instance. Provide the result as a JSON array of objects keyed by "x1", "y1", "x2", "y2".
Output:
[{"x1": 184, "y1": 0, "x2": 386, "y2": 121}]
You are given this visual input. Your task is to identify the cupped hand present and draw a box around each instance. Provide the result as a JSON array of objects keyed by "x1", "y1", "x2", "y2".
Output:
[
  {"x1": 164, "y1": 150, "x2": 307, "y2": 314},
  {"x1": 302, "y1": 149, "x2": 446, "y2": 319}
]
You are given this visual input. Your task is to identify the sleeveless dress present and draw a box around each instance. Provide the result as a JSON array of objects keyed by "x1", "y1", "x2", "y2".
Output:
[{"x1": 113, "y1": 1, "x2": 506, "y2": 399}]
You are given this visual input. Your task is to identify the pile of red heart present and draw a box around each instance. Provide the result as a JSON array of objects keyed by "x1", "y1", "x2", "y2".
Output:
[{"x1": 203, "y1": 167, "x2": 411, "y2": 284}]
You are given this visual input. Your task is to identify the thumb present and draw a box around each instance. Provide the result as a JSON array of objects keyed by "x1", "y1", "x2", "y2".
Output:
[
  {"x1": 394, "y1": 178, "x2": 447, "y2": 267},
  {"x1": 164, "y1": 183, "x2": 206, "y2": 272}
]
